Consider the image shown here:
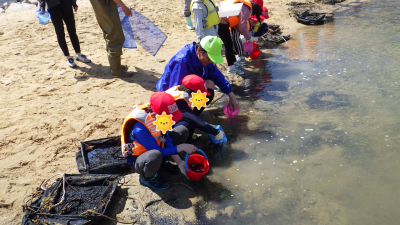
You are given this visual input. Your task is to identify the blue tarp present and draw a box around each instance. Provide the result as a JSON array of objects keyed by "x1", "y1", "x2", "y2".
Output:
[
  {"x1": 118, "y1": 7, "x2": 168, "y2": 56},
  {"x1": 118, "y1": 7, "x2": 137, "y2": 49}
]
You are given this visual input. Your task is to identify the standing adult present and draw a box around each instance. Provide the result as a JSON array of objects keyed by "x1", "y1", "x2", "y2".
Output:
[
  {"x1": 217, "y1": 12, "x2": 243, "y2": 75},
  {"x1": 190, "y1": 0, "x2": 220, "y2": 41},
  {"x1": 219, "y1": 0, "x2": 262, "y2": 71},
  {"x1": 228, "y1": 0, "x2": 262, "y2": 43},
  {"x1": 39, "y1": 0, "x2": 91, "y2": 68},
  {"x1": 89, "y1": 0, "x2": 134, "y2": 78}
]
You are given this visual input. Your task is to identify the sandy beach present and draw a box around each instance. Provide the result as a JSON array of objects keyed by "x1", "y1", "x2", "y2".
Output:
[{"x1": 0, "y1": 0, "x2": 367, "y2": 223}]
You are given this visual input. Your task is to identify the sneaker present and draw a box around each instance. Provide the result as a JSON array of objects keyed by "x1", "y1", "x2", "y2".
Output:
[
  {"x1": 67, "y1": 57, "x2": 76, "y2": 68},
  {"x1": 75, "y1": 54, "x2": 91, "y2": 63},
  {"x1": 227, "y1": 66, "x2": 244, "y2": 75},
  {"x1": 139, "y1": 173, "x2": 170, "y2": 190},
  {"x1": 235, "y1": 55, "x2": 245, "y2": 63},
  {"x1": 235, "y1": 61, "x2": 246, "y2": 69}
]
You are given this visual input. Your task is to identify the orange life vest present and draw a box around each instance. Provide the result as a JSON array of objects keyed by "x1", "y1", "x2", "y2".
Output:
[
  {"x1": 165, "y1": 85, "x2": 193, "y2": 108},
  {"x1": 226, "y1": 0, "x2": 252, "y2": 27},
  {"x1": 121, "y1": 104, "x2": 164, "y2": 157}
]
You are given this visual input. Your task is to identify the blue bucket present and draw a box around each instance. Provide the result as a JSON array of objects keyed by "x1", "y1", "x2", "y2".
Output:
[{"x1": 35, "y1": 10, "x2": 51, "y2": 25}]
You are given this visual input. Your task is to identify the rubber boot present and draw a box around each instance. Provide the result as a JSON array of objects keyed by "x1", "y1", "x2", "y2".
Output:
[
  {"x1": 185, "y1": 16, "x2": 194, "y2": 30},
  {"x1": 108, "y1": 56, "x2": 134, "y2": 78}
]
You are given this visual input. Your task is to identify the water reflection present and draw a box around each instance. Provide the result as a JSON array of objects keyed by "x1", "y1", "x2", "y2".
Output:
[{"x1": 202, "y1": 0, "x2": 400, "y2": 224}]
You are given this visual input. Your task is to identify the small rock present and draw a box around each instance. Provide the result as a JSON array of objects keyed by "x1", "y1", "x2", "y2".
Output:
[{"x1": 1, "y1": 77, "x2": 13, "y2": 85}]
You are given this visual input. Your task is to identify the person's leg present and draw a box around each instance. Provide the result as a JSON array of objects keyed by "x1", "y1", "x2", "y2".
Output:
[
  {"x1": 90, "y1": 0, "x2": 124, "y2": 58},
  {"x1": 169, "y1": 125, "x2": 189, "y2": 145},
  {"x1": 231, "y1": 28, "x2": 246, "y2": 68},
  {"x1": 48, "y1": 7, "x2": 70, "y2": 57},
  {"x1": 89, "y1": 0, "x2": 131, "y2": 77},
  {"x1": 134, "y1": 150, "x2": 163, "y2": 178},
  {"x1": 254, "y1": 23, "x2": 268, "y2": 37},
  {"x1": 174, "y1": 121, "x2": 195, "y2": 144},
  {"x1": 218, "y1": 23, "x2": 236, "y2": 66},
  {"x1": 183, "y1": 0, "x2": 194, "y2": 30},
  {"x1": 231, "y1": 28, "x2": 243, "y2": 57},
  {"x1": 134, "y1": 150, "x2": 169, "y2": 190},
  {"x1": 218, "y1": 24, "x2": 244, "y2": 74},
  {"x1": 62, "y1": 8, "x2": 81, "y2": 54},
  {"x1": 183, "y1": 0, "x2": 191, "y2": 17}
]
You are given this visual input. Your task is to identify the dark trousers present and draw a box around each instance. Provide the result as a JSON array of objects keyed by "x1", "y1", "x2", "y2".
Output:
[
  {"x1": 133, "y1": 150, "x2": 163, "y2": 179},
  {"x1": 254, "y1": 23, "x2": 269, "y2": 37},
  {"x1": 177, "y1": 89, "x2": 216, "y2": 143},
  {"x1": 126, "y1": 125, "x2": 189, "y2": 178},
  {"x1": 89, "y1": 0, "x2": 125, "y2": 58},
  {"x1": 48, "y1": 7, "x2": 80, "y2": 56},
  {"x1": 218, "y1": 23, "x2": 236, "y2": 66},
  {"x1": 231, "y1": 28, "x2": 243, "y2": 57}
]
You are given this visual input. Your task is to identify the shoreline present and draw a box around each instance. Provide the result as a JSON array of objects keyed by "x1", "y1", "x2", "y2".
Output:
[{"x1": 0, "y1": 0, "x2": 370, "y2": 223}]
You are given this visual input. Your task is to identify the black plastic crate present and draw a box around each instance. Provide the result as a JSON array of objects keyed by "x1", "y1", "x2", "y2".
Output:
[
  {"x1": 76, "y1": 136, "x2": 131, "y2": 174},
  {"x1": 22, "y1": 174, "x2": 120, "y2": 225}
]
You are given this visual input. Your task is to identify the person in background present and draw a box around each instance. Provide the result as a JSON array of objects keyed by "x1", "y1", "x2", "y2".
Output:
[
  {"x1": 249, "y1": 0, "x2": 272, "y2": 37},
  {"x1": 38, "y1": 0, "x2": 91, "y2": 68},
  {"x1": 156, "y1": 36, "x2": 240, "y2": 113},
  {"x1": 183, "y1": 0, "x2": 195, "y2": 30},
  {"x1": 249, "y1": 7, "x2": 272, "y2": 37},
  {"x1": 165, "y1": 75, "x2": 225, "y2": 142},
  {"x1": 190, "y1": 0, "x2": 220, "y2": 41},
  {"x1": 89, "y1": 0, "x2": 134, "y2": 78},
  {"x1": 218, "y1": 0, "x2": 262, "y2": 74},
  {"x1": 121, "y1": 92, "x2": 197, "y2": 190}
]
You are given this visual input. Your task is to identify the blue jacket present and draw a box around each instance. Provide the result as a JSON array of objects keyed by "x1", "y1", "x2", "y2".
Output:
[
  {"x1": 156, "y1": 42, "x2": 233, "y2": 95},
  {"x1": 127, "y1": 122, "x2": 178, "y2": 158}
]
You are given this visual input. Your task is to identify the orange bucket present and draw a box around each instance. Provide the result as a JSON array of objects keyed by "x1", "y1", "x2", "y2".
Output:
[{"x1": 185, "y1": 148, "x2": 209, "y2": 181}]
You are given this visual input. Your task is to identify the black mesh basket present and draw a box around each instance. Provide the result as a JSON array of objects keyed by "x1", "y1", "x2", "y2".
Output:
[
  {"x1": 22, "y1": 174, "x2": 120, "y2": 225},
  {"x1": 76, "y1": 136, "x2": 131, "y2": 174}
]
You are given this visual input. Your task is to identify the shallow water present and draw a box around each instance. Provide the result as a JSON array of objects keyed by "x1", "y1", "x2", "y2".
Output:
[{"x1": 203, "y1": 1, "x2": 400, "y2": 224}]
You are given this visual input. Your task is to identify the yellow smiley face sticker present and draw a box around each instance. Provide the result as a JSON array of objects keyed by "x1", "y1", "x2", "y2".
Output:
[
  {"x1": 189, "y1": 90, "x2": 209, "y2": 110},
  {"x1": 153, "y1": 111, "x2": 176, "y2": 134}
]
